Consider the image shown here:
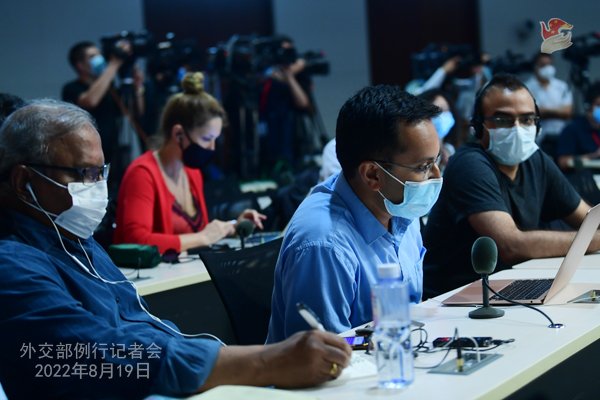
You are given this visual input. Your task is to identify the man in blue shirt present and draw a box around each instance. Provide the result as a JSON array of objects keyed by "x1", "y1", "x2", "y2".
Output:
[
  {"x1": 267, "y1": 85, "x2": 443, "y2": 343},
  {"x1": 0, "y1": 100, "x2": 351, "y2": 399},
  {"x1": 556, "y1": 83, "x2": 600, "y2": 170}
]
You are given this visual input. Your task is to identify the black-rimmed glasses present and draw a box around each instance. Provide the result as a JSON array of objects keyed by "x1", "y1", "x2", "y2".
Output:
[
  {"x1": 374, "y1": 152, "x2": 442, "y2": 179},
  {"x1": 27, "y1": 163, "x2": 110, "y2": 186},
  {"x1": 483, "y1": 116, "x2": 539, "y2": 129}
]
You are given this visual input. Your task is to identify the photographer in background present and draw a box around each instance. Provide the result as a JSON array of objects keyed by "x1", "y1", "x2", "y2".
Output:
[
  {"x1": 556, "y1": 82, "x2": 600, "y2": 171},
  {"x1": 525, "y1": 53, "x2": 573, "y2": 158},
  {"x1": 62, "y1": 41, "x2": 145, "y2": 194},
  {"x1": 259, "y1": 36, "x2": 314, "y2": 173}
]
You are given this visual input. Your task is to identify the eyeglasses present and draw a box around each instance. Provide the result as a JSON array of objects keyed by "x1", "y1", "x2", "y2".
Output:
[
  {"x1": 374, "y1": 152, "x2": 442, "y2": 179},
  {"x1": 483, "y1": 116, "x2": 539, "y2": 129},
  {"x1": 27, "y1": 163, "x2": 110, "y2": 186}
]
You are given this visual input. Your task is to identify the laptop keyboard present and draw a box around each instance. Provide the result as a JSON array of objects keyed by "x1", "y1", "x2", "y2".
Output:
[{"x1": 490, "y1": 279, "x2": 554, "y2": 301}]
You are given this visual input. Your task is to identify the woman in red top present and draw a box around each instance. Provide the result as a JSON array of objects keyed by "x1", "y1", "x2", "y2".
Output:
[{"x1": 114, "y1": 72, "x2": 265, "y2": 253}]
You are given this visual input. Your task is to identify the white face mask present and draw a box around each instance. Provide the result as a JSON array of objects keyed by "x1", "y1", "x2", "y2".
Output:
[
  {"x1": 485, "y1": 125, "x2": 538, "y2": 166},
  {"x1": 24, "y1": 169, "x2": 108, "y2": 239},
  {"x1": 538, "y1": 65, "x2": 556, "y2": 80}
]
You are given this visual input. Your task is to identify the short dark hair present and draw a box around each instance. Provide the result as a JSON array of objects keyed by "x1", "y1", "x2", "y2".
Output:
[
  {"x1": 0, "y1": 93, "x2": 26, "y2": 128},
  {"x1": 533, "y1": 53, "x2": 552, "y2": 66},
  {"x1": 418, "y1": 89, "x2": 455, "y2": 110},
  {"x1": 473, "y1": 73, "x2": 534, "y2": 120},
  {"x1": 585, "y1": 82, "x2": 600, "y2": 108},
  {"x1": 68, "y1": 41, "x2": 95, "y2": 69},
  {"x1": 336, "y1": 85, "x2": 441, "y2": 180}
]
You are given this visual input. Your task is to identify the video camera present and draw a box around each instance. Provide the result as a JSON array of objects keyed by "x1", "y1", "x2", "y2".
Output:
[
  {"x1": 147, "y1": 34, "x2": 202, "y2": 93},
  {"x1": 562, "y1": 31, "x2": 600, "y2": 91},
  {"x1": 487, "y1": 51, "x2": 532, "y2": 75},
  {"x1": 100, "y1": 30, "x2": 154, "y2": 80},
  {"x1": 563, "y1": 31, "x2": 600, "y2": 63},
  {"x1": 411, "y1": 43, "x2": 481, "y2": 81},
  {"x1": 206, "y1": 34, "x2": 330, "y2": 84}
]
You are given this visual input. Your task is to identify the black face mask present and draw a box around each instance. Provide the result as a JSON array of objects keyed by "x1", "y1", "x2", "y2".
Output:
[{"x1": 179, "y1": 129, "x2": 215, "y2": 169}]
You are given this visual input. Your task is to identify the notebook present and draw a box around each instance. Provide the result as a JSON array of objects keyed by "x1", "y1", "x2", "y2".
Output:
[{"x1": 443, "y1": 203, "x2": 600, "y2": 306}]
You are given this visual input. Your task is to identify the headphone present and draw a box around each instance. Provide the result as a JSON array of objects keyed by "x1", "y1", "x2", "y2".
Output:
[{"x1": 470, "y1": 82, "x2": 542, "y2": 139}]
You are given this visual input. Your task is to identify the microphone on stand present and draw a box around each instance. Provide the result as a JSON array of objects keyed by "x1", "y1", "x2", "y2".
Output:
[
  {"x1": 468, "y1": 237, "x2": 505, "y2": 319},
  {"x1": 236, "y1": 220, "x2": 255, "y2": 249}
]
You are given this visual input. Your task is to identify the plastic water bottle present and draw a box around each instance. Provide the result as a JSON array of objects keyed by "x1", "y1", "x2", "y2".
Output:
[{"x1": 371, "y1": 263, "x2": 414, "y2": 389}]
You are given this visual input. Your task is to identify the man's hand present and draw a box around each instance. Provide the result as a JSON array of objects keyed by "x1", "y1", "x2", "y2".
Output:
[
  {"x1": 236, "y1": 209, "x2": 267, "y2": 230},
  {"x1": 442, "y1": 56, "x2": 462, "y2": 74},
  {"x1": 260, "y1": 330, "x2": 352, "y2": 387},
  {"x1": 199, "y1": 330, "x2": 352, "y2": 392}
]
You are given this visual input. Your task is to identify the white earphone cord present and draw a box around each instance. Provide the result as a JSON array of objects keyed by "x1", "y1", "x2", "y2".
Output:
[{"x1": 28, "y1": 186, "x2": 226, "y2": 346}]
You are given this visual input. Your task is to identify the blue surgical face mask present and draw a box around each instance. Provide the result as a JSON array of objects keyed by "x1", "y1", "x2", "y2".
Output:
[
  {"x1": 485, "y1": 125, "x2": 538, "y2": 166},
  {"x1": 432, "y1": 111, "x2": 455, "y2": 139},
  {"x1": 90, "y1": 54, "x2": 107, "y2": 77},
  {"x1": 593, "y1": 106, "x2": 600, "y2": 125},
  {"x1": 373, "y1": 161, "x2": 443, "y2": 219}
]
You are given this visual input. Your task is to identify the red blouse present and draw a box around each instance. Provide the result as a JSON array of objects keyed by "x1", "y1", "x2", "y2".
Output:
[{"x1": 113, "y1": 151, "x2": 209, "y2": 253}]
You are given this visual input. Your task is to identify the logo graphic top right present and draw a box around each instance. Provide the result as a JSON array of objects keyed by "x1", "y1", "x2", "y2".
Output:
[{"x1": 540, "y1": 18, "x2": 574, "y2": 54}]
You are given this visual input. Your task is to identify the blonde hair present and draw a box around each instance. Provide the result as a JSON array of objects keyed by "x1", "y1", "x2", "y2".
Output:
[{"x1": 159, "y1": 72, "x2": 226, "y2": 143}]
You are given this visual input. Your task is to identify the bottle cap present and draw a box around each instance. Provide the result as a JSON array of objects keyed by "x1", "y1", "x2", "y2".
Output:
[{"x1": 377, "y1": 263, "x2": 400, "y2": 280}]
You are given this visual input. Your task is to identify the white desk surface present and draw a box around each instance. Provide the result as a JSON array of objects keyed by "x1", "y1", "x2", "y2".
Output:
[
  {"x1": 513, "y1": 252, "x2": 600, "y2": 269},
  {"x1": 567, "y1": 158, "x2": 600, "y2": 169},
  {"x1": 119, "y1": 257, "x2": 209, "y2": 296},
  {"x1": 295, "y1": 266, "x2": 600, "y2": 400}
]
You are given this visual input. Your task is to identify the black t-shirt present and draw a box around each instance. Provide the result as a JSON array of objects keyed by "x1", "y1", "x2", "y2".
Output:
[
  {"x1": 259, "y1": 71, "x2": 312, "y2": 166},
  {"x1": 556, "y1": 117, "x2": 599, "y2": 157},
  {"x1": 62, "y1": 80, "x2": 120, "y2": 163},
  {"x1": 422, "y1": 143, "x2": 581, "y2": 298}
]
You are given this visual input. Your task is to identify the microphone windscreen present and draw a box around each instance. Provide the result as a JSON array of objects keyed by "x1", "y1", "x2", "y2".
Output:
[
  {"x1": 471, "y1": 236, "x2": 498, "y2": 275},
  {"x1": 236, "y1": 220, "x2": 255, "y2": 237}
]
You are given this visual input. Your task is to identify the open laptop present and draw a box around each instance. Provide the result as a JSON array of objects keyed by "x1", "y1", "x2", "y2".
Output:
[{"x1": 443, "y1": 203, "x2": 600, "y2": 306}]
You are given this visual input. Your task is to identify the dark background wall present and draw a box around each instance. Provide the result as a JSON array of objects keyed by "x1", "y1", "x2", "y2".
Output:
[{"x1": 367, "y1": 0, "x2": 480, "y2": 87}]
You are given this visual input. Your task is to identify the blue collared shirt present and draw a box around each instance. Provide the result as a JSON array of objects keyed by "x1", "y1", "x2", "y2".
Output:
[
  {"x1": 0, "y1": 210, "x2": 221, "y2": 400},
  {"x1": 266, "y1": 172, "x2": 424, "y2": 343}
]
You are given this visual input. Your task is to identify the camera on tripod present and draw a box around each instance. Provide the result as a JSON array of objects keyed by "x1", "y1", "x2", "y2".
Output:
[
  {"x1": 206, "y1": 34, "x2": 330, "y2": 84},
  {"x1": 563, "y1": 31, "x2": 600, "y2": 63},
  {"x1": 100, "y1": 30, "x2": 154, "y2": 81},
  {"x1": 487, "y1": 51, "x2": 532, "y2": 75},
  {"x1": 561, "y1": 31, "x2": 600, "y2": 92},
  {"x1": 147, "y1": 34, "x2": 201, "y2": 93},
  {"x1": 411, "y1": 43, "x2": 481, "y2": 81}
]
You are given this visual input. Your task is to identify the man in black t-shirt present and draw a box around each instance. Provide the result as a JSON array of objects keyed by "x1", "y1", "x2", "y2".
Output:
[
  {"x1": 423, "y1": 74, "x2": 600, "y2": 298},
  {"x1": 62, "y1": 41, "x2": 145, "y2": 171},
  {"x1": 259, "y1": 37, "x2": 314, "y2": 172}
]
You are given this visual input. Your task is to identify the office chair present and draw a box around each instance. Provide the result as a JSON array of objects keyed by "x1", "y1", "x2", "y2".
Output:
[
  {"x1": 198, "y1": 237, "x2": 284, "y2": 345},
  {"x1": 565, "y1": 166, "x2": 600, "y2": 207}
]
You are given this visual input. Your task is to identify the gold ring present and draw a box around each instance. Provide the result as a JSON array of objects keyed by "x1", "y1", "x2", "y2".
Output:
[{"x1": 329, "y1": 363, "x2": 338, "y2": 376}]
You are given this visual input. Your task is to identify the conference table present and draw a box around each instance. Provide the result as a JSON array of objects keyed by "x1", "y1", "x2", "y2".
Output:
[
  {"x1": 293, "y1": 257, "x2": 600, "y2": 400},
  {"x1": 125, "y1": 251, "x2": 600, "y2": 399}
]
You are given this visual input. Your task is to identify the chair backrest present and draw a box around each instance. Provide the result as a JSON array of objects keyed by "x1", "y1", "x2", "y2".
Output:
[{"x1": 199, "y1": 237, "x2": 283, "y2": 345}]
